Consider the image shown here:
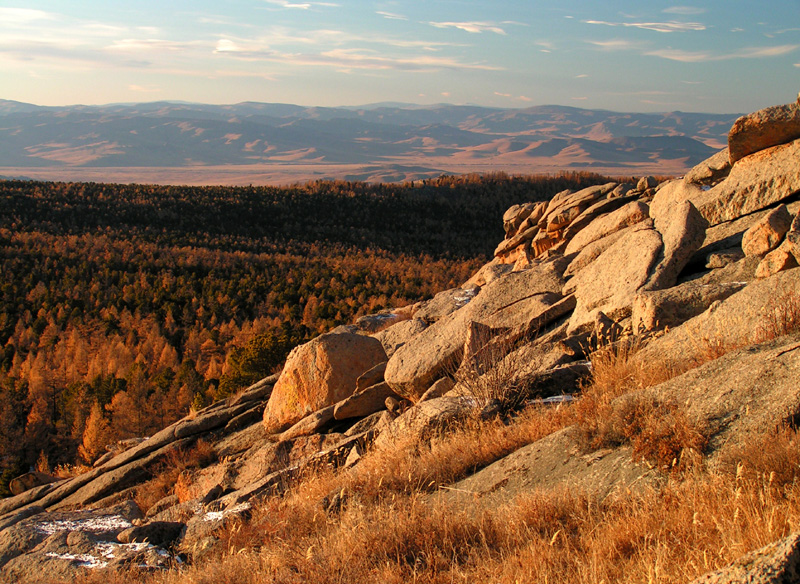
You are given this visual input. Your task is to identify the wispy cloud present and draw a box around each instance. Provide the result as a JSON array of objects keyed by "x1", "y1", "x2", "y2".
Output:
[
  {"x1": 584, "y1": 20, "x2": 706, "y2": 33},
  {"x1": 586, "y1": 39, "x2": 643, "y2": 51},
  {"x1": 575, "y1": 74, "x2": 589, "y2": 78},
  {"x1": 663, "y1": 6, "x2": 707, "y2": 15},
  {"x1": 214, "y1": 41, "x2": 502, "y2": 72},
  {"x1": 646, "y1": 44, "x2": 799, "y2": 62},
  {"x1": 107, "y1": 39, "x2": 193, "y2": 52},
  {"x1": 377, "y1": 11, "x2": 407, "y2": 21},
  {"x1": 0, "y1": 7, "x2": 54, "y2": 24},
  {"x1": 262, "y1": 0, "x2": 339, "y2": 9},
  {"x1": 428, "y1": 21, "x2": 507, "y2": 35},
  {"x1": 128, "y1": 84, "x2": 161, "y2": 93}
]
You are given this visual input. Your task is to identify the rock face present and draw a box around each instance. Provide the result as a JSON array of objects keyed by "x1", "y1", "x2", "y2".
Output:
[
  {"x1": 695, "y1": 139, "x2": 800, "y2": 226},
  {"x1": 263, "y1": 331, "x2": 387, "y2": 434},
  {"x1": 384, "y1": 259, "x2": 570, "y2": 400},
  {"x1": 438, "y1": 426, "x2": 661, "y2": 508},
  {"x1": 565, "y1": 221, "x2": 663, "y2": 333},
  {"x1": 564, "y1": 200, "x2": 649, "y2": 255},
  {"x1": 691, "y1": 532, "x2": 800, "y2": 584},
  {"x1": 728, "y1": 97, "x2": 800, "y2": 164},
  {"x1": 742, "y1": 205, "x2": 794, "y2": 257}
]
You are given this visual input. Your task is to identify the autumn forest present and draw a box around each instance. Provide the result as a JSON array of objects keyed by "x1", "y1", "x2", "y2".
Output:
[{"x1": 0, "y1": 172, "x2": 612, "y2": 493}]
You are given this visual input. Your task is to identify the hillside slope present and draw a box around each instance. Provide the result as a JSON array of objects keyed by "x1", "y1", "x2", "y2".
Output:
[{"x1": 1, "y1": 96, "x2": 800, "y2": 583}]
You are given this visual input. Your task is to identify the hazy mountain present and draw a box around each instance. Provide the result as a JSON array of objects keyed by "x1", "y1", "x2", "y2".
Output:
[{"x1": 0, "y1": 100, "x2": 741, "y2": 182}]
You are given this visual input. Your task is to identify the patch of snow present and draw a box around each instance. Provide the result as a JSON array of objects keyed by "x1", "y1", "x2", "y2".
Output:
[
  {"x1": 453, "y1": 288, "x2": 479, "y2": 307},
  {"x1": 528, "y1": 395, "x2": 576, "y2": 406},
  {"x1": 35, "y1": 514, "x2": 133, "y2": 535},
  {"x1": 201, "y1": 501, "x2": 251, "y2": 523},
  {"x1": 45, "y1": 552, "x2": 108, "y2": 570},
  {"x1": 46, "y1": 540, "x2": 177, "y2": 571},
  {"x1": 94, "y1": 541, "x2": 151, "y2": 560}
]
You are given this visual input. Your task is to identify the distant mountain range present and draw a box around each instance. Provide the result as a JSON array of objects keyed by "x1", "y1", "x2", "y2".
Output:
[{"x1": 0, "y1": 100, "x2": 741, "y2": 184}]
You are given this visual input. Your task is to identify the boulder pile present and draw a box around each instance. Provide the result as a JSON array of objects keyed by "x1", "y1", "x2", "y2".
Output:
[{"x1": 1, "y1": 95, "x2": 800, "y2": 582}]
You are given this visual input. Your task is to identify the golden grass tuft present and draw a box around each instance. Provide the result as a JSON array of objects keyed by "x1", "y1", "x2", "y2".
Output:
[{"x1": 133, "y1": 439, "x2": 218, "y2": 514}]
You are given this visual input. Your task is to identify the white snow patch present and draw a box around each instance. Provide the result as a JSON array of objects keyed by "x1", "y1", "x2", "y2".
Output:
[
  {"x1": 453, "y1": 288, "x2": 478, "y2": 307},
  {"x1": 35, "y1": 515, "x2": 133, "y2": 535},
  {"x1": 45, "y1": 552, "x2": 108, "y2": 570},
  {"x1": 94, "y1": 541, "x2": 151, "y2": 559},
  {"x1": 201, "y1": 502, "x2": 251, "y2": 523}
]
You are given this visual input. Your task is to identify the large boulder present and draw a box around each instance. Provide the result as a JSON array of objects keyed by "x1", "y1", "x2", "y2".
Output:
[
  {"x1": 385, "y1": 260, "x2": 570, "y2": 400},
  {"x1": 561, "y1": 195, "x2": 639, "y2": 243},
  {"x1": 684, "y1": 147, "x2": 731, "y2": 186},
  {"x1": 502, "y1": 202, "x2": 542, "y2": 237},
  {"x1": 372, "y1": 396, "x2": 477, "y2": 450},
  {"x1": 742, "y1": 204, "x2": 793, "y2": 257},
  {"x1": 373, "y1": 318, "x2": 427, "y2": 358},
  {"x1": 565, "y1": 221, "x2": 663, "y2": 334},
  {"x1": 263, "y1": 331, "x2": 387, "y2": 434},
  {"x1": 564, "y1": 200, "x2": 650, "y2": 255},
  {"x1": 634, "y1": 267, "x2": 800, "y2": 369},
  {"x1": 645, "y1": 200, "x2": 708, "y2": 291},
  {"x1": 728, "y1": 97, "x2": 800, "y2": 164},
  {"x1": 632, "y1": 281, "x2": 747, "y2": 333},
  {"x1": 333, "y1": 382, "x2": 401, "y2": 421},
  {"x1": 694, "y1": 139, "x2": 800, "y2": 225},
  {"x1": 564, "y1": 224, "x2": 635, "y2": 277},
  {"x1": 538, "y1": 183, "x2": 616, "y2": 234},
  {"x1": 414, "y1": 287, "x2": 479, "y2": 323},
  {"x1": 9, "y1": 473, "x2": 57, "y2": 497},
  {"x1": 755, "y1": 241, "x2": 799, "y2": 279}
]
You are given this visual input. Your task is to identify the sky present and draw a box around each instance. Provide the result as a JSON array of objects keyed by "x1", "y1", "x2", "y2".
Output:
[{"x1": 1, "y1": 0, "x2": 799, "y2": 113}]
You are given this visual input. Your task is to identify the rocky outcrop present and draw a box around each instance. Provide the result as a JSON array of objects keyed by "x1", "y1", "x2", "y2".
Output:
[
  {"x1": 742, "y1": 205, "x2": 794, "y2": 257},
  {"x1": 728, "y1": 96, "x2": 800, "y2": 164},
  {"x1": 384, "y1": 259, "x2": 570, "y2": 400},
  {"x1": 564, "y1": 221, "x2": 663, "y2": 333},
  {"x1": 437, "y1": 426, "x2": 661, "y2": 508},
  {"x1": 263, "y1": 330, "x2": 387, "y2": 434}
]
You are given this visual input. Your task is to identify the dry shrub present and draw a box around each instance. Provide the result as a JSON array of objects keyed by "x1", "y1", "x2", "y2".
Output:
[
  {"x1": 756, "y1": 290, "x2": 800, "y2": 342},
  {"x1": 453, "y1": 327, "x2": 536, "y2": 412},
  {"x1": 720, "y1": 424, "x2": 800, "y2": 488},
  {"x1": 574, "y1": 340, "x2": 708, "y2": 471},
  {"x1": 610, "y1": 395, "x2": 707, "y2": 471},
  {"x1": 133, "y1": 438, "x2": 217, "y2": 513}
]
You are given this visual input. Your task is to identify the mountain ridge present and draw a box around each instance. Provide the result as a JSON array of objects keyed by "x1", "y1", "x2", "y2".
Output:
[{"x1": 0, "y1": 100, "x2": 741, "y2": 185}]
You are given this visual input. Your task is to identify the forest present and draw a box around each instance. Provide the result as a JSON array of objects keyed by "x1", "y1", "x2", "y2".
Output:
[{"x1": 0, "y1": 171, "x2": 614, "y2": 493}]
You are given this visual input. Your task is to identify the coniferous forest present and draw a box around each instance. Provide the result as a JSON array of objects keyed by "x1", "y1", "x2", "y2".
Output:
[{"x1": 0, "y1": 171, "x2": 612, "y2": 492}]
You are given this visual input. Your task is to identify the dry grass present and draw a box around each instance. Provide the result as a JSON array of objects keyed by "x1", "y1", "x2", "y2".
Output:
[
  {"x1": 74, "y1": 429, "x2": 800, "y2": 584},
  {"x1": 133, "y1": 439, "x2": 217, "y2": 514},
  {"x1": 67, "y1": 306, "x2": 800, "y2": 584},
  {"x1": 756, "y1": 290, "x2": 800, "y2": 342}
]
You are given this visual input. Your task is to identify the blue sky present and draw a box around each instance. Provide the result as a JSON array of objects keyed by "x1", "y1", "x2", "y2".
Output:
[{"x1": 1, "y1": 1, "x2": 798, "y2": 113}]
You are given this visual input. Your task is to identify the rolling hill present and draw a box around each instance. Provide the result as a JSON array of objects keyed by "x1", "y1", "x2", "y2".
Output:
[{"x1": 0, "y1": 100, "x2": 740, "y2": 184}]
